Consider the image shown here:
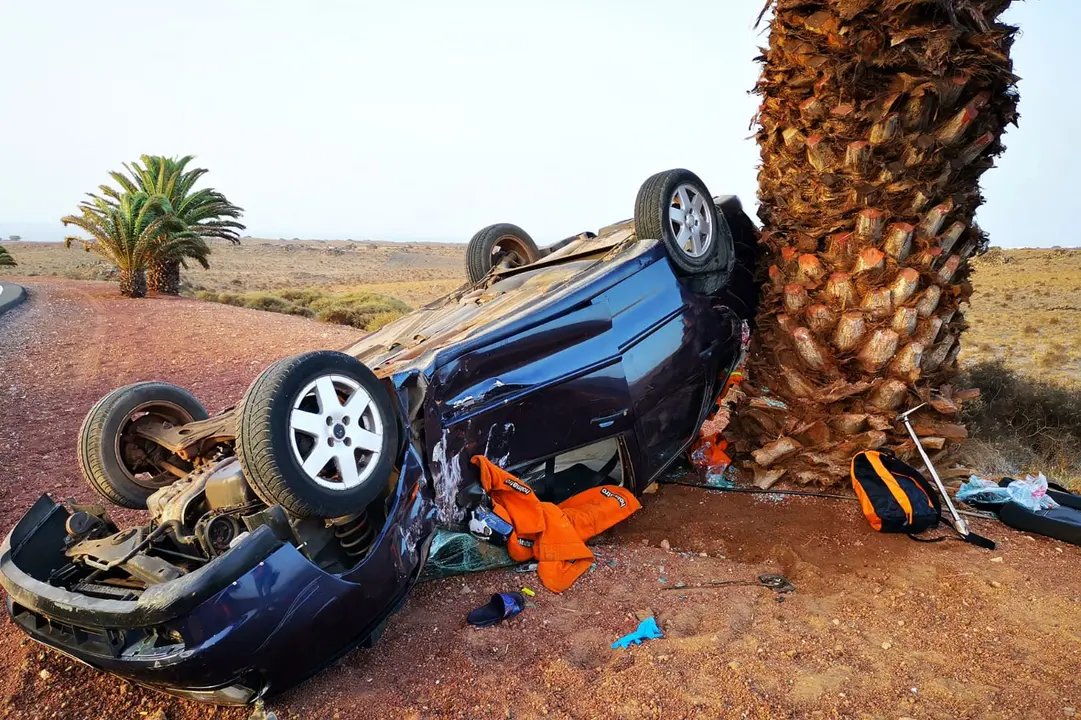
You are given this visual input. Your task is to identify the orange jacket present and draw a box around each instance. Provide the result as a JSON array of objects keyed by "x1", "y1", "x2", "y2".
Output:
[{"x1": 472, "y1": 456, "x2": 641, "y2": 592}]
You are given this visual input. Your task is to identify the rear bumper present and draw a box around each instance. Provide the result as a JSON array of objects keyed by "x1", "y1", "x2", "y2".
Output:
[{"x1": 0, "y1": 442, "x2": 436, "y2": 704}]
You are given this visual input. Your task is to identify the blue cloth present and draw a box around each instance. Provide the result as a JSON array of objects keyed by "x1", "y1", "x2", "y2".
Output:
[{"x1": 611, "y1": 616, "x2": 664, "y2": 649}]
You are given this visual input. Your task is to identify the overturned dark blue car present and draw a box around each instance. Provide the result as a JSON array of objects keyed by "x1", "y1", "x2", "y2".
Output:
[{"x1": 0, "y1": 169, "x2": 759, "y2": 705}]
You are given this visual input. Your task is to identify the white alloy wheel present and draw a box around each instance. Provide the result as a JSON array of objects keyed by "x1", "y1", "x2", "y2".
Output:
[
  {"x1": 287, "y1": 374, "x2": 385, "y2": 491},
  {"x1": 669, "y1": 183, "x2": 714, "y2": 259}
]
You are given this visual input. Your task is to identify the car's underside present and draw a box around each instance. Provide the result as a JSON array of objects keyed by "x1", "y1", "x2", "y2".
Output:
[{"x1": 54, "y1": 413, "x2": 386, "y2": 601}]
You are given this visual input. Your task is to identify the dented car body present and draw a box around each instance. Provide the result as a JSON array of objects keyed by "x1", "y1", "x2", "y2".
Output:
[{"x1": 0, "y1": 190, "x2": 758, "y2": 704}]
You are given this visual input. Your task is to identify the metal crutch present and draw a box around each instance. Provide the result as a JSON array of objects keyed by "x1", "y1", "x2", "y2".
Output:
[{"x1": 897, "y1": 402, "x2": 970, "y2": 536}]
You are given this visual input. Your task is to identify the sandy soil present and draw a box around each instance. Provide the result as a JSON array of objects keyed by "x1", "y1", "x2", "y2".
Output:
[{"x1": 1, "y1": 278, "x2": 1079, "y2": 720}]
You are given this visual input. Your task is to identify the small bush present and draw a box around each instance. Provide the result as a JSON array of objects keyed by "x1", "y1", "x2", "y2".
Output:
[
  {"x1": 277, "y1": 288, "x2": 325, "y2": 305},
  {"x1": 309, "y1": 290, "x2": 410, "y2": 330},
  {"x1": 195, "y1": 287, "x2": 408, "y2": 330},
  {"x1": 366, "y1": 310, "x2": 405, "y2": 332},
  {"x1": 960, "y1": 360, "x2": 1081, "y2": 489}
]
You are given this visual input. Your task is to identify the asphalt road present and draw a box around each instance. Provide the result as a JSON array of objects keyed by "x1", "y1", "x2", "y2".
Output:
[{"x1": 0, "y1": 282, "x2": 26, "y2": 316}]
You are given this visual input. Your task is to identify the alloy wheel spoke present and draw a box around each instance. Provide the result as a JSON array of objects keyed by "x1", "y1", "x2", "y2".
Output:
[
  {"x1": 352, "y1": 427, "x2": 382, "y2": 452},
  {"x1": 341, "y1": 388, "x2": 371, "y2": 420},
  {"x1": 314, "y1": 377, "x2": 342, "y2": 414},
  {"x1": 677, "y1": 187, "x2": 691, "y2": 213},
  {"x1": 290, "y1": 409, "x2": 325, "y2": 437},
  {"x1": 336, "y1": 451, "x2": 362, "y2": 488},
  {"x1": 689, "y1": 229, "x2": 703, "y2": 255},
  {"x1": 302, "y1": 441, "x2": 335, "y2": 476},
  {"x1": 669, "y1": 206, "x2": 686, "y2": 224},
  {"x1": 676, "y1": 226, "x2": 693, "y2": 253},
  {"x1": 691, "y1": 193, "x2": 706, "y2": 214}
]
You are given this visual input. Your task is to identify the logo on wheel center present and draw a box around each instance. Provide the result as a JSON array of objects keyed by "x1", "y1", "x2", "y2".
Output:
[{"x1": 333, "y1": 424, "x2": 346, "y2": 440}]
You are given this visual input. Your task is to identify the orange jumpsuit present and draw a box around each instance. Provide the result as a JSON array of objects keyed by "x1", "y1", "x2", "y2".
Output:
[{"x1": 472, "y1": 456, "x2": 641, "y2": 592}]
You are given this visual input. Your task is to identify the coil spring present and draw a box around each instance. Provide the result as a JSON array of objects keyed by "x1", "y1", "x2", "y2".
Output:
[{"x1": 333, "y1": 512, "x2": 376, "y2": 558}]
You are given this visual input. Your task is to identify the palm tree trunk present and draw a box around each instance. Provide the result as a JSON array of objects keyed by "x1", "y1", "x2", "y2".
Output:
[
  {"x1": 734, "y1": 0, "x2": 1018, "y2": 487},
  {"x1": 118, "y1": 268, "x2": 148, "y2": 298},
  {"x1": 147, "y1": 259, "x2": 181, "y2": 295}
]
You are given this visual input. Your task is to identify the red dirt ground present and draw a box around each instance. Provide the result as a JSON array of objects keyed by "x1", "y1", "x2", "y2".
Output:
[{"x1": 1, "y1": 278, "x2": 1079, "y2": 720}]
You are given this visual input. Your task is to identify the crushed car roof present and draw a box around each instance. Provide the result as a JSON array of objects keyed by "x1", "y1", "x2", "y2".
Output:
[{"x1": 344, "y1": 223, "x2": 647, "y2": 376}]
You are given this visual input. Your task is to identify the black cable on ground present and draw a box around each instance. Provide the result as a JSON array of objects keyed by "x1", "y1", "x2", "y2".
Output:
[
  {"x1": 657, "y1": 477, "x2": 857, "y2": 501},
  {"x1": 658, "y1": 477, "x2": 997, "y2": 519}
]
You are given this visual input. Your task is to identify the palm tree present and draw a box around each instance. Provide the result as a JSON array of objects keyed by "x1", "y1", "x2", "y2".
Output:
[
  {"x1": 62, "y1": 192, "x2": 207, "y2": 298},
  {"x1": 734, "y1": 1, "x2": 1019, "y2": 487},
  {"x1": 0, "y1": 245, "x2": 15, "y2": 267},
  {"x1": 104, "y1": 155, "x2": 245, "y2": 294}
]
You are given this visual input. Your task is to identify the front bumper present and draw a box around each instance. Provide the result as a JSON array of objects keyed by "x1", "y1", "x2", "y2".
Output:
[{"x1": 0, "y1": 443, "x2": 436, "y2": 704}]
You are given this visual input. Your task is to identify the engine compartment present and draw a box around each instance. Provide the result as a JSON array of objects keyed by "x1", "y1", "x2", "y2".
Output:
[{"x1": 52, "y1": 453, "x2": 391, "y2": 601}]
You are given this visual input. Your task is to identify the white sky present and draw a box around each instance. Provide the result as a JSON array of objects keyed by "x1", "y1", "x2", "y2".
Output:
[{"x1": 0, "y1": 0, "x2": 1073, "y2": 247}]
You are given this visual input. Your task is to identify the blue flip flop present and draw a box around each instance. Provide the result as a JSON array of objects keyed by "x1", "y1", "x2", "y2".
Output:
[{"x1": 467, "y1": 592, "x2": 526, "y2": 628}]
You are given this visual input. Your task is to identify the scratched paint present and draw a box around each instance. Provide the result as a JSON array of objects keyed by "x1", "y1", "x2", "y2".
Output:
[
  {"x1": 482, "y1": 422, "x2": 515, "y2": 467},
  {"x1": 429, "y1": 428, "x2": 467, "y2": 526}
]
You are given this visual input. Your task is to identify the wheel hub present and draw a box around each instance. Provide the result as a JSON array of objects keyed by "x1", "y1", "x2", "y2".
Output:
[
  {"x1": 669, "y1": 183, "x2": 714, "y2": 259},
  {"x1": 286, "y1": 374, "x2": 384, "y2": 491}
]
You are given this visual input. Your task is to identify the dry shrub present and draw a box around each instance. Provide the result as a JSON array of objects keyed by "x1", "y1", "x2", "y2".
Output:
[
  {"x1": 973, "y1": 247, "x2": 1012, "y2": 266},
  {"x1": 194, "y1": 288, "x2": 408, "y2": 331},
  {"x1": 1038, "y1": 346, "x2": 1070, "y2": 369},
  {"x1": 960, "y1": 361, "x2": 1081, "y2": 489},
  {"x1": 309, "y1": 291, "x2": 410, "y2": 331}
]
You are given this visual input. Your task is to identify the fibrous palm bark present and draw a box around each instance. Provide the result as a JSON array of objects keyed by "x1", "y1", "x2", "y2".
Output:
[
  {"x1": 119, "y1": 268, "x2": 148, "y2": 298},
  {"x1": 147, "y1": 260, "x2": 181, "y2": 295},
  {"x1": 734, "y1": 0, "x2": 1018, "y2": 487}
]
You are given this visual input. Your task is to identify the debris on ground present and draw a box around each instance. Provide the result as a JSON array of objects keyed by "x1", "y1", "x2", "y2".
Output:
[
  {"x1": 611, "y1": 617, "x2": 663, "y2": 649},
  {"x1": 471, "y1": 456, "x2": 640, "y2": 592},
  {"x1": 466, "y1": 592, "x2": 526, "y2": 628},
  {"x1": 664, "y1": 573, "x2": 795, "y2": 594},
  {"x1": 422, "y1": 529, "x2": 517, "y2": 580},
  {"x1": 249, "y1": 701, "x2": 279, "y2": 720},
  {"x1": 958, "y1": 473, "x2": 1059, "y2": 512}
]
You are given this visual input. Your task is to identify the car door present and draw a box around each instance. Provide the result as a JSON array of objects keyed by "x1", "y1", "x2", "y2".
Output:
[
  {"x1": 604, "y1": 254, "x2": 736, "y2": 482},
  {"x1": 425, "y1": 294, "x2": 635, "y2": 525}
]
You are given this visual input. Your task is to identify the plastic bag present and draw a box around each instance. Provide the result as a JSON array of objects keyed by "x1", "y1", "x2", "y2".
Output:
[
  {"x1": 957, "y1": 474, "x2": 1059, "y2": 512},
  {"x1": 957, "y1": 476, "x2": 1008, "y2": 506},
  {"x1": 1006, "y1": 473, "x2": 1059, "y2": 512},
  {"x1": 420, "y1": 529, "x2": 516, "y2": 581}
]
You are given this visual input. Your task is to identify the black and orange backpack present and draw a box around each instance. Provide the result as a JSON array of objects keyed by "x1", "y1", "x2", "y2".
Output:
[{"x1": 851, "y1": 450, "x2": 941, "y2": 536}]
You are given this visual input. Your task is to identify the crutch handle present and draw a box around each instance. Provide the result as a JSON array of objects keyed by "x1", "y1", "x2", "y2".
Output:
[{"x1": 896, "y1": 402, "x2": 928, "y2": 422}]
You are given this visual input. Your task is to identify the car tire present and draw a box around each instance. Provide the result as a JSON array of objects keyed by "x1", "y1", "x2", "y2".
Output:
[
  {"x1": 235, "y1": 351, "x2": 400, "y2": 519},
  {"x1": 466, "y1": 223, "x2": 540, "y2": 284},
  {"x1": 77, "y1": 382, "x2": 209, "y2": 509},
  {"x1": 634, "y1": 168, "x2": 734, "y2": 281}
]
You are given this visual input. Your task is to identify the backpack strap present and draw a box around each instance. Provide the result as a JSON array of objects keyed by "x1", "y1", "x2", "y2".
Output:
[
  {"x1": 865, "y1": 451, "x2": 915, "y2": 525},
  {"x1": 908, "y1": 513, "x2": 997, "y2": 549},
  {"x1": 907, "y1": 532, "x2": 949, "y2": 543}
]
